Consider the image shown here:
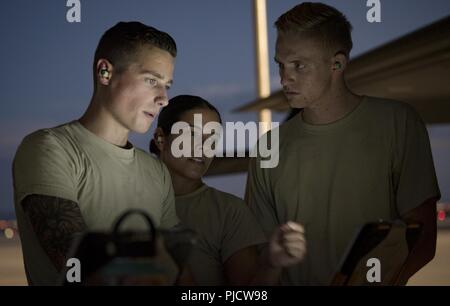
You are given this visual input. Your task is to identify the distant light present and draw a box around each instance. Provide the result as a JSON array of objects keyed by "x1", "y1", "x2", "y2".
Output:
[
  {"x1": 4, "y1": 228, "x2": 14, "y2": 239},
  {"x1": 438, "y1": 210, "x2": 446, "y2": 222}
]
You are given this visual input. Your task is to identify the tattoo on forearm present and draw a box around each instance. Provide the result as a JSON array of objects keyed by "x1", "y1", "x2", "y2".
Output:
[{"x1": 22, "y1": 195, "x2": 87, "y2": 271}]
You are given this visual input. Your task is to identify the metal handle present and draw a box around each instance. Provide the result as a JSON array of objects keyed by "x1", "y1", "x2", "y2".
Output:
[{"x1": 112, "y1": 209, "x2": 156, "y2": 242}]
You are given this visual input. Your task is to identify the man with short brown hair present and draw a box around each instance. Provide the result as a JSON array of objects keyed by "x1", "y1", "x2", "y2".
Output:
[{"x1": 13, "y1": 22, "x2": 178, "y2": 285}]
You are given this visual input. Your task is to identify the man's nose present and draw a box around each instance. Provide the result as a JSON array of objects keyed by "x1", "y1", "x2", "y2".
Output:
[
  {"x1": 280, "y1": 69, "x2": 295, "y2": 87},
  {"x1": 155, "y1": 87, "x2": 169, "y2": 107}
]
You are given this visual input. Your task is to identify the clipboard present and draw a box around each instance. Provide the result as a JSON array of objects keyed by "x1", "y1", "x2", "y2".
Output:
[{"x1": 330, "y1": 220, "x2": 422, "y2": 286}]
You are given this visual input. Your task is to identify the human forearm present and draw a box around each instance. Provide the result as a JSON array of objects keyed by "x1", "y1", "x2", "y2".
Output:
[
  {"x1": 395, "y1": 199, "x2": 437, "y2": 285},
  {"x1": 22, "y1": 194, "x2": 87, "y2": 271},
  {"x1": 249, "y1": 246, "x2": 282, "y2": 285}
]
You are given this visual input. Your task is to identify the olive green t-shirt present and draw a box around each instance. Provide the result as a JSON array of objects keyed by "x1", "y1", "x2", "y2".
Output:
[
  {"x1": 246, "y1": 96, "x2": 441, "y2": 285},
  {"x1": 13, "y1": 121, "x2": 179, "y2": 285},
  {"x1": 176, "y1": 185, "x2": 267, "y2": 285}
]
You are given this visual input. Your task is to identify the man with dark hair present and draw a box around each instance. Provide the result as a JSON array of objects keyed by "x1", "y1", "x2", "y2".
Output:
[
  {"x1": 13, "y1": 22, "x2": 178, "y2": 285},
  {"x1": 246, "y1": 2, "x2": 440, "y2": 285}
]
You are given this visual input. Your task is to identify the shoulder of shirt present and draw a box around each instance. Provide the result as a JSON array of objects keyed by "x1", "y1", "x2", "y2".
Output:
[
  {"x1": 19, "y1": 121, "x2": 76, "y2": 150},
  {"x1": 252, "y1": 115, "x2": 294, "y2": 156},
  {"x1": 206, "y1": 186, "x2": 247, "y2": 208},
  {"x1": 278, "y1": 113, "x2": 300, "y2": 138},
  {"x1": 135, "y1": 148, "x2": 169, "y2": 174},
  {"x1": 367, "y1": 97, "x2": 418, "y2": 117}
]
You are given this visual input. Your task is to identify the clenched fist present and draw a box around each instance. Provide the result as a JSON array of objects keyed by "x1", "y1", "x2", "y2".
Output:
[{"x1": 267, "y1": 221, "x2": 307, "y2": 268}]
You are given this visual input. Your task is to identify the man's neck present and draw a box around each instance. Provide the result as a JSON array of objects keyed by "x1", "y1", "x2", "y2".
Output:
[
  {"x1": 302, "y1": 87, "x2": 362, "y2": 125},
  {"x1": 79, "y1": 96, "x2": 129, "y2": 147},
  {"x1": 170, "y1": 172, "x2": 204, "y2": 197}
]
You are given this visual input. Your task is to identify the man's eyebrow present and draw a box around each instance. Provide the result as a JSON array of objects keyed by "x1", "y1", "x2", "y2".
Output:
[
  {"x1": 274, "y1": 56, "x2": 309, "y2": 63},
  {"x1": 290, "y1": 57, "x2": 308, "y2": 62},
  {"x1": 140, "y1": 69, "x2": 173, "y2": 85}
]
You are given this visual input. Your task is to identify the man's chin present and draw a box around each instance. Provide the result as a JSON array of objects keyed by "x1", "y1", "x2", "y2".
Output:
[
  {"x1": 287, "y1": 98, "x2": 305, "y2": 109},
  {"x1": 288, "y1": 94, "x2": 314, "y2": 109},
  {"x1": 132, "y1": 123, "x2": 153, "y2": 134}
]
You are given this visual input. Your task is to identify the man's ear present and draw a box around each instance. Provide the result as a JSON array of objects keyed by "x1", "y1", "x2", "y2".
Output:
[
  {"x1": 332, "y1": 52, "x2": 348, "y2": 72},
  {"x1": 154, "y1": 127, "x2": 166, "y2": 152},
  {"x1": 96, "y1": 59, "x2": 114, "y2": 86}
]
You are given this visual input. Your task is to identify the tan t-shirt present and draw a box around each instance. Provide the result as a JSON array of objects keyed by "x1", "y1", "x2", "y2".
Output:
[
  {"x1": 13, "y1": 121, "x2": 179, "y2": 285},
  {"x1": 175, "y1": 185, "x2": 267, "y2": 285},
  {"x1": 246, "y1": 96, "x2": 441, "y2": 285}
]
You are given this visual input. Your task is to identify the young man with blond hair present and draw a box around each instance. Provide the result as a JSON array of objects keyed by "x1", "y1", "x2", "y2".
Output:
[{"x1": 246, "y1": 2, "x2": 440, "y2": 285}]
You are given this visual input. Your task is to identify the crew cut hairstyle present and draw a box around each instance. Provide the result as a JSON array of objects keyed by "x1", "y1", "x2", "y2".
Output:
[{"x1": 275, "y1": 2, "x2": 353, "y2": 57}]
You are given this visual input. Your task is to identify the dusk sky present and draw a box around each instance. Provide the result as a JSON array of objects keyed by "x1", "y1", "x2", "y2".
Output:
[{"x1": 1, "y1": 0, "x2": 449, "y2": 218}]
